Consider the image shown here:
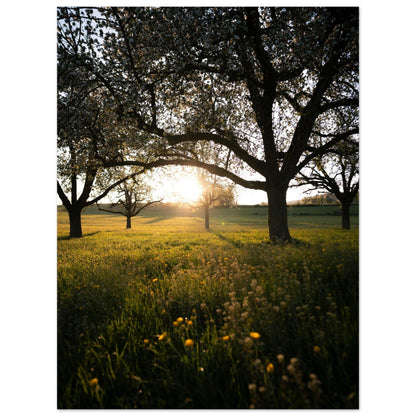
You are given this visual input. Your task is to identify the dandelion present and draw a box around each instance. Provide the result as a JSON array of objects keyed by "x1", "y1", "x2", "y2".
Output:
[
  {"x1": 143, "y1": 339, "x2": 149, "y2": 344},
  {"x1": 158, "y1": 332, "x2": 167, "y2": 341},
  {"x1": 185, "y1": 338, "x2": 194, "y2": 348},
  {"x1": 222, "y1": 335, "x2": 230, "y2": 341},
  {"x1": 313, "y1": 345, "x2": 321, "y2": 354},
  {"x1": 266, "y1": 363, "x2": 274, "y2": 374},
  {"x1": 187, "y1": 320, "x2": 193, "y2": 327},
  {"x1": 152, "y1": 278, "x2": 158, "y2": 282},
  {"x1": 249, "y1": 332, "x2": 261, "y2": 340},
  {"x1": 173, "y1": 317, "x2": 184, "y2": 327},
  {"x1": 89, "y1": 378, "x2": 99, "y2": 387}
]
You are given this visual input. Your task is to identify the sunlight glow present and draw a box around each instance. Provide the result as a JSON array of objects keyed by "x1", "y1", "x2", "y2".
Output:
[{"x1": 170, "y1": 174, "x2": 202, "y2": 203}]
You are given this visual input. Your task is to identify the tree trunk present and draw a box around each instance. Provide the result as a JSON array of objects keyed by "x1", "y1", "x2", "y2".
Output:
[
  {"x1": 68, "y1": 206, "x2": 82, "y2": 238},
  {"x1": 204, "y1": 205, "x2": 209, "y2": 229},
  {"x1": 341, "y1": 202, "x2": 351, "y2": 230},
  {"x1": 126, "y1": 216, "x2": 132, "y2": 229},
  {"x1": 267, "y1": 185, "x2": 291, "y2": 243}
]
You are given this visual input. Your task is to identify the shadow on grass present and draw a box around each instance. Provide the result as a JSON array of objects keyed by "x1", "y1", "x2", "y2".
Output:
[
  {"x1": 211, "y1": 231, "x2": 246, "y2": 248},
  {"x1": 57, "y1": 231, "x2": 100, "y2": 241},
  {"x1": 212, "y1": 230, "x2": 310, "y2": 248},
  {"x1": 144, "y1": 216, "x2": 170, "y2": 224}
]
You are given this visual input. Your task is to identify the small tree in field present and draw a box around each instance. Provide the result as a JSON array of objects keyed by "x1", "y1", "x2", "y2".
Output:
[
  {"x1": 97, "y1": 177, "x2": 161, "y2": 229},
  {"x1": 188, "y1": 174, "x2": 236, "y2": 230},
  {"x1": 297, "y1": 141, "x2": 358, "y2": 229}
]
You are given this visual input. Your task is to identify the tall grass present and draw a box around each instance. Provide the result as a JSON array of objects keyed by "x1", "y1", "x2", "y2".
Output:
[{"x1": 58, "y1": 213, "x2": 358, "y2": 409}]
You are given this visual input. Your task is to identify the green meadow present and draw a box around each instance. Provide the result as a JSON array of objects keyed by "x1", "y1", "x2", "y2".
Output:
[{"x1": 57, "y1": 205, "x2": 358, "y2": 409}]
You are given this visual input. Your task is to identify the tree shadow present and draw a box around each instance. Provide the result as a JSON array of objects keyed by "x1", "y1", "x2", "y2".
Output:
[
  {"x1": 144, "y1": 216, "x2": 169, "y2": 224},
  {"x1": 57, "y1": 231, "x2": 100, "y2": 241},
  {"x1": 210, "y1": 231, "x2": 245, "y2": 248}
]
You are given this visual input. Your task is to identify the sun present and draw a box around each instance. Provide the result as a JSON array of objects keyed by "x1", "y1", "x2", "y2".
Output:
[{"x1": 171, "y1": 174, "x2": 201, "y2": 203}]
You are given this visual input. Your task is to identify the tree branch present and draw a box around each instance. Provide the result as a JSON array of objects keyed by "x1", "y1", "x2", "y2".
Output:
[
  {"x1": 165, "y1": 131, "x2": 267, "y2": 175},
  {"x1": 104, "y1": 158, "x2": 267, "y2": 191}
]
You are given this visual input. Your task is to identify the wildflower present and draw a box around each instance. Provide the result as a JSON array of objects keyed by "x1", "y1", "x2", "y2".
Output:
[
  {"x1": 249, "y1": 332, "x2": 261, "y2": 340},
  {"x1": 185, "y1": 338, "x2": 194, "y2": 348},
  {"x1": 244, "y1": 337, "x2": 254, "y2": 348},
  {"x1": 158, "y1": 332, "x2": 167, "y2": 341},
  {"x1": 222, "y1": 335, "x2": 230, "y2": 341},
  {"x1": 307, "y1": 373, "x2": 322, "y2": 393},
  {"x1": 259, "y1": 386, "x2": 266, "y2": 394},
  {"x1": 266, "y1": 363, "x2": 274, "y2": 374},
  {"x1": 290, "y1": 357, "x2": 299, "y2": 366},
  {"x1": 89, "y1": 378, "x2": 99, "y2": 387},
  {"x1": 313, "y1": 345, "x2": 321, "y2": 354},
  {"x1": 173, "y1": 317, "x2": 184, "y2": 327},
  {"x1": 187, "y1": 320, "x2": 193, "y2": 327},
  {"x1": 152, "y1": 278, "x2": 158, "y2": 282},
  {"x1": 248, "y1": 383, "x2": 257, "y2": 392},
  {"x1": 143, "y1": 339, "x2": 149, "y2": 344},
  {"x1": 277, "y1": 354, "x2": 284, "y2": 363},
  {"x1": 253, "y1": 358, "x2": 262, "y2": 367}
]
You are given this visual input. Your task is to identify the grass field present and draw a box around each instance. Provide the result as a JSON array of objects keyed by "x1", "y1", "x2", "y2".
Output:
[{"x1": 57, "y1": 205, "x2": 358, "y2": 409}]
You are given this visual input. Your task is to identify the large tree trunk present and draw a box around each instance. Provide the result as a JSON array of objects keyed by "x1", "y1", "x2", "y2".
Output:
[
  {"x1": 68, "y1": 206, "x2": 82, "y2": 238},
  {"x1": 126, "y1": 216, "x2": 132, "y2": 229},
  {"x1": 341, "y1": 202, "x2": 351, "y2": 230},
  {"x1": 204, "y1": 205, "x2": 209, "y2": 230},
  {"x1": 267, "y1": 185, "x2": 291, "y2": 243}
]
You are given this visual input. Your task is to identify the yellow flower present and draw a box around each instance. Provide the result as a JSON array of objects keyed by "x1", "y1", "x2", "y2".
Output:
[
  {"x1": 89, "y1": 378, "x2": 99, "y2": 387},
  {"x1": 152, "y1": 278, "x2": 158, "y2": 282},
  {"x1": 249, "y1": 332, "x2": 261, "y2": 340},
  {"x1": 313, "y1": 345, "x2": 321, "y2": 354},
  {"x1": 266, "y1": 363, "x2": 274, "y2": 374},
  {"x1": 143, "y1": 339, "x2": 149, "y2": 344},
  {"x1": 173, "y1": 317, "x2": 184, "y2": 327},
  {"x1": 158, "y1": 332, "x2": 167, "y2": 341},
  {"x1": 185, "y1": 338, "x2": 194, "y2": 348},
  {"x1": 222, "y1": 335, "x2": 230, "y2": 341},
  {"x1": 187, "y1": 320, "x2": 193, "y2": 327}
]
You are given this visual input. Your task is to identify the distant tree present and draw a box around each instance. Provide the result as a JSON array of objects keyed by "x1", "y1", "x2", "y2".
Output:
[
  {"x1": 216, "y1": 184, "x2": 237, "y2": 208},
  {"x1": 297, "y1": 141, "x2": 358, "y2": 229},
  {"x1": 298, "y1": 193, "x2": 338, "y2": 205},
  {"x1": 97, "y1": 177, "x2": 161, "y2": 229},
  {"x1": 188, "y1": 173, "x2": 235, "y2": 229}
]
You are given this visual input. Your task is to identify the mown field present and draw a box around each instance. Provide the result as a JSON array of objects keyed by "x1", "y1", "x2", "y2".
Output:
[{"x1": 57, "y1": 205, "x2": 358, "y2": 409}]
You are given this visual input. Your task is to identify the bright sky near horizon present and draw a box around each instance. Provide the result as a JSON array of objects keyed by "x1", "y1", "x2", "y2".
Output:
[{"x1": 149, "y1": 168, "x2": 307, "y2": 205}]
